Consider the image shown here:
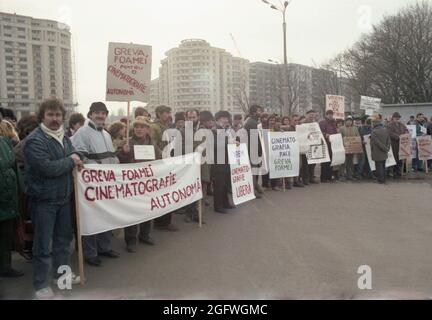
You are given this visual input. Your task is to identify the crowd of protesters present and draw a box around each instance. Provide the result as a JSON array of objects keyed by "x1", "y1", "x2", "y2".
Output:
[{"x1": 0, "y1": 99, "x2": 431, "y2": 299}]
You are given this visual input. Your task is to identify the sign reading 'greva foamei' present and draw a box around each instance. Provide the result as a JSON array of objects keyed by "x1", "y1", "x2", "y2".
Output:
[{"x1": 106, "y1": 42, "x2": 152, "y2": 102}]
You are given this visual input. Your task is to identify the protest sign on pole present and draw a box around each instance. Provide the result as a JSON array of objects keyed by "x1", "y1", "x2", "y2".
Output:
[
  {"x1": 297, "y1": 123, "x2": 331, "y2": 164},
  {"x1": 106, "y1": 42, "x2": 152, "y2": 142},
  {"x1": 343, "y1": 136, "x2": 363, "y2": 154},
  {"x1": 228, "y1": 143, "x2": 256, "y2": 206},
  {"x1": 76, "y1": 153, "x2": 202, "y2": 236},
  {"x1": 329, "y1": 134, "x2": 346, "y2": 166},
  {"x1": 106, "y1": 42, "x2": 152, "y2": 102},
  {"x1": 360, "y1": 96, "x2": 381, "y2": 115},
  {"x1": 417, "y1": 136, "x2": 432, "y2": 161},
  {"x1": 364, "y1": 134, "x2": 397, "y2": 171},
  {"x1": 73, "y1": 170, "x2": 86, "y2": 286},
  {"x1": 257, "y1": 123, "x2": 269, "y2": 175},
  {"x1": 399, "y1": 134, "x2": 412, "y2": 160},
  {"x1": 326, "y1": 95, "x2": 345, "y2": 120},
  {"x1": 268, "y1": 132, "x2": 300, "y2": 179}
]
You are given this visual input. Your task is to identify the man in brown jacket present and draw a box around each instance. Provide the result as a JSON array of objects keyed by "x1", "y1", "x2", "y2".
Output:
[{"x1": 387, "y1": 112, "x2": 409, "y2": 177}]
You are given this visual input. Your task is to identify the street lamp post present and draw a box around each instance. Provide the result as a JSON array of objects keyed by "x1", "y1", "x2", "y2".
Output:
[{"x1": 262, "y1": 0, "x2": 293, "y2": 115}]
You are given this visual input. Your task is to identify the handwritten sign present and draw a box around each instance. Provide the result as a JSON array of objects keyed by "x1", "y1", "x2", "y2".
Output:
[
  {"x1": 326, "y1": 95, "x2": 345, "y2": 120},
  {"x1": 417, "y1": 136, "x2": 432, "y2": 161},
  {"x1": 106, "y1": 42, "x2": 152, "y2": 102},
  {"x1": 343, "y1": 137, "x2": 363, "y2": 154},
  {"x1": 399, "y1": 134, "x2": 412, "y2": 160},
  {"x1": 134, "y1": 145, "x2": 155, "y2": 160},
  {"x1": 228, "y1": 143, "x2": 256, "y2": 206},
  {"x1": 268, "y1": 132, "x2": 300, "y2": 179}
]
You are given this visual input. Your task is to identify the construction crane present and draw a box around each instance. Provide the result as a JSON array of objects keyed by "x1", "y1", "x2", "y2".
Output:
[{"x1": 229, "y1": 33, "x2": 250, "y2": 113}]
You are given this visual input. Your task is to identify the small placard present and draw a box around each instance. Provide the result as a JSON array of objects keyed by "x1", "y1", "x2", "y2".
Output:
[{"x1": 134, "y1": 145, "x2": 155, "y2": 160}]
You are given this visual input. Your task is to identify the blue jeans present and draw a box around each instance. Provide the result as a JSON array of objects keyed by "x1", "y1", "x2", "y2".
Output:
[
  {"x1": 31, "y1": 201, "x2": 73, "y2": 291},
  {"x1": 83, "y1": 232, "x2": 113, "y2": 259}
]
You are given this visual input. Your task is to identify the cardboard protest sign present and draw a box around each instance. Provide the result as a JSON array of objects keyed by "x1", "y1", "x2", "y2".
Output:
[
  {"x1": 399, "y1": 134, "x2": 412, "y2": 160},
  {"x1": 268, "y1": 132, "x2": 300, "y2": 179},
  {"x1": 106, "y1": 42, "x2": 152, "y2": 102},
  {"x1": 326, "y1": 95, "x2": 345, "y2": 119},
  {"x1": 76, "y1": 153, "x2": 202, "y2": 236},
  {"x1": 360, "y1": 96, "x2": 381, "y2": 115},
  {"x1": 407, "y1": 125, "x2": 418, "y2": 158},
  {"x1": 134, "y1": 145, "x2": 155, "y2": 160},
  {"x1": 296, "y1": 123, "x2": 331, "y2": 164},
  {"x1": 329, "y1": 134, "x2": 346, "y2": 166},
  {"x1": 417, "y1": 136, "x2": 432, "y2": 161},
  {"x1": 364, "y1": 134, "x2": 397, "y2": 171},
  {"x1": 343, "y1": 136, "x2": 363, "y2": 154},
  {"x1": 228, "y1": 143, "x2": 256, "y2": 206}
]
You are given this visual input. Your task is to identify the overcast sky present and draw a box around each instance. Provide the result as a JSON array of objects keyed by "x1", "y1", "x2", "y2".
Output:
[{"x1": 0, "y1": 0, "x2": 421, "y2": 113}]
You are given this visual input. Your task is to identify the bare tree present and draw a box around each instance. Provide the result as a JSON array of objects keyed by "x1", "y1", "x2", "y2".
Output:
[{"x1": 330, "y1": 1, "x2": 432, "y2": 104}]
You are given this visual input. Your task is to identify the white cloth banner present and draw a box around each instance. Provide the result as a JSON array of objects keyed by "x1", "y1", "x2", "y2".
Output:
[
  {"x1": 106, "y1": 42, "x2": 152, "y2": 102},
  {"x1": 364, "y1": 135, "x2": 397, "y2": 171},
  {"x1": 77, "y1": 153, "x2": 202, "y2": 236},
  {"x1": 329, "y1": 134, "x2": 346, "y2": 166},
  {"x1": 268, "y1": 132, "x2": 300, "y2": 179},
  {"x1": 228, "y1": 143, "x2": 256, "y2": 206},
  {"x1": 296, "y1": 123, "x2": 331, "y2": 164}
]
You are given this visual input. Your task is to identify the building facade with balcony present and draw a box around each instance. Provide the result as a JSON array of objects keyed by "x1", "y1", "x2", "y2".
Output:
[{"x1": 0, "y1": 12, "x2": 75, "y2": 118}]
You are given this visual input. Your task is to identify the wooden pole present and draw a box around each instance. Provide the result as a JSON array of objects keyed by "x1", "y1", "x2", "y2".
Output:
[
  {"x1": 73, "y1": 170, "x2": 85, "y2": 286},
  {"x1": 282, "y1": 178, "x2": 286, "y2": 192},
  {"x1": 425, "y1": 160, "x2": 429, "y2": 174},
  {"x1": 198, "y1": 199, "x2": 203, "y2": 228},
  {"x1": 126, "y1": 101, "x2": 131, "y2": 142}
]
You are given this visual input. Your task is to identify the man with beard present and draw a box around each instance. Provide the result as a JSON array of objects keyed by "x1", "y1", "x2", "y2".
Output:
[{"x1": 72, "y1": 102, "x2": 120, "y2": 267}]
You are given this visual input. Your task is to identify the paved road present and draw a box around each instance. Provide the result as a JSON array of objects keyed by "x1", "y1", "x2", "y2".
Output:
[{"x1": 2, "y1": 174, "x2": 432, "y2": 300}]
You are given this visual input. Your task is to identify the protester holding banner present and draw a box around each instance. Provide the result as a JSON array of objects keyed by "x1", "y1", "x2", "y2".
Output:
[
  {"x1": 300, "y1": 110, "x2": 319, "y2": 185},
  {"x1": 198, "y1": 111, "x2": 216, "y2": 208},
  {"x1": 244, "y1": 105, "x2": 265, "y2": 198},
  {"x1": 319, "y1": 110, "x2": 338, "y2": 183},
  {"x1": 24, "y1": 98, "x2": 83, "y2": 299},
  {"x1": 72, "y1": 102, "x2": 120, "y2": 267},
  {"x1": 338, "y1": 116, "x2": 361, "y2": 181},
  {"x1": 150, "y1": 105, "x2": 179, "y2": 232},
  {"x1": 212, "y1": 111, "x2": 235, "y2": 214},
  {"x1": 387, "y1": 112, "x2": 409, "y2": 177},
  {"x1": 116, "y1": 117, "x2": 157, "y2": 253},
  {"x1": 370, "y1": 115, "x2": 391, "y2": 184}
]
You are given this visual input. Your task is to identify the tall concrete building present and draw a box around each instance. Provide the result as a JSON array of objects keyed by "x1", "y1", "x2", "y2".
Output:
[
  {"x1": 249, "y1": 62, "x2": 360, "y2": 117},
  {"x1": 155, "y1": 39, "x2": 249, "y2": 115},
  {"x1": 0, "y1": 12, "x2": 75, "y2": 118},
  {"x1": 249, "y1": 62, "x2": 315, "y2": 116}
]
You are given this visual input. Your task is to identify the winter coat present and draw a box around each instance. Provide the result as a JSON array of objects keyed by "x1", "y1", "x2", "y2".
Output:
[
  {"x1": 0, "y1": 136, "x2": 20, "y2": 222},
  {"x1": 71, "y1": 119, "x2": 118, "y2": 165},
  {"x1": 24, "y1": 126, "x2": 78, "y2": 204},
  {"x1": 370, "y1": 124, "x2": 391, "y2": 162}
]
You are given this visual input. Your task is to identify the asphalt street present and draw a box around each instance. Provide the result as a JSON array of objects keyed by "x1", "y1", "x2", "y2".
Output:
[{"x1": 2, "y1": 173, "x2": 432, "y2": 300}]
